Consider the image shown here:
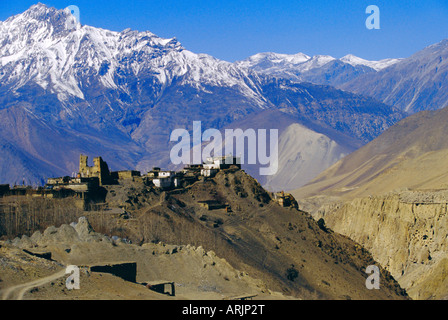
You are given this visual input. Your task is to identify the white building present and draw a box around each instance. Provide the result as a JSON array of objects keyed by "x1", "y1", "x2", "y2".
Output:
[
  {"x1": 158, "y1": 171, "x2": 175, "y2": 178},
  {"x1": 201, "y1": 168, "x2": 219, "y2": 177},
  {"x1": 200, "y1": 155, "x2": 241, "y2": 177},
  {"x1": 153, "y1": 177, "x2": 173, "y2": 189},
  {"x1": 204, "y1": 155, "x2": 241, "y2": 170}
]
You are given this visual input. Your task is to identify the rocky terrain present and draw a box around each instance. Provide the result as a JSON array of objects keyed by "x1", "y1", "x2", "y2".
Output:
[
  {"x1": 315, "y1": 191, "x2": 448, "y2": 300},
  {"x1": 1, "y1": 217, "x2": 287, "y2": 300},
  {"x1": 0, "y1": 169, "x2": 408, "y2": 300},
  {"x1": 292, "y1": 105, "x2": 448, "y2": 300}
]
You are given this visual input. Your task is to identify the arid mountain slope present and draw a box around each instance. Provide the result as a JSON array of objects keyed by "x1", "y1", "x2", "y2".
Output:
[
  {"x1": 207, "y1": 109, "x2": 359, "y2": 191},
  {"x1": 292, "y1": 106, "x2": 448, "y2": 201},
  {"x1": 0, "y1": 169, "x2": 408, "y2": 300},
  {"x1": 290, "y1": 106, "x2": 448, "y2": 300},
  {"x1": 102, "y1": 169, "x2": 408, "y2": 300}
]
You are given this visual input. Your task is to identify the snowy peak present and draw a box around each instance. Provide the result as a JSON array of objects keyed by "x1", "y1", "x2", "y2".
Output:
[
  {"x1": 298, "y1": 54, "x2": 336, "y2": 72},
  {"x1": 237, "y1": 52, "x2": 341, "y2": 74},
  {"x1": 249, "y1": 52, "x2": 311, "y2": 65},
  {"x1": 237, "y1": 50, "x2": 403, "y2": 87},
  {"x1": 3, "y1": 2, "x2": 80, "y2": 36},
  {"x1": 239, "y1": 51, "x2": 400, "y2": 74},
  {"x1": 236, "y1": 52, "x2": 339, "y2": 83},
  {"x1": 236, "y1": 52, "x2": 310, "y2": 74},
  {"x1": 0, "y1": 4, "x2": 266, "y2": 105},
  {"x1": 340, "y1": 54, "x2": 402, "y2": 71},
  {"x1": 0, "y1": 3, "x2": 183, "y2": 61},
  {"x1": 280, "y1": 52, "x2": 311, "y2": 64},
  {"x1": 237, "y1": 52, "x2": 331, "y2": 72},
  {"x1": 19, "y1": 3, "x2": 60, "y2": 21}
]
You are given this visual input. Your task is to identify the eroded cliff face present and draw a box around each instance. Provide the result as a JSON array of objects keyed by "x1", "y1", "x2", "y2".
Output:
[{"x1": 320, "y1": 191, "x2": 448, "y2": 300}]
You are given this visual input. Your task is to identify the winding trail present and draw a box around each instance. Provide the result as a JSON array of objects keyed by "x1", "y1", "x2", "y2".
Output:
[{"x1": 1, "y1": 269, "x2": 67, "y2": 300}]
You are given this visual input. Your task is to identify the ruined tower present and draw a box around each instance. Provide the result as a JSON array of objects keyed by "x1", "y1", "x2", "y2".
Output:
[
  {"x1": 79, "y1": 154, "x2": 89, "y2": 176},
  {"x1": 79, "y1": 154, "x2": 112, "y2": 186}
]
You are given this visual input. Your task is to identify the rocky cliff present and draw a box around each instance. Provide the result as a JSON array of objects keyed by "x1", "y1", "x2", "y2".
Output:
[{"x1": 319, "y1": 191, "x2": 448, "y2": 300}]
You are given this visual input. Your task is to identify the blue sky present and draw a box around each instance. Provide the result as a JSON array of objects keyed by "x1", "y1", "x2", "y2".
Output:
[{"x1": 1, "y1": 0, "x2": 448, "y2": 62}]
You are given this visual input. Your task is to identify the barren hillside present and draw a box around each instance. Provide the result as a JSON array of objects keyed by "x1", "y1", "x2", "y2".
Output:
[
  {"x1": 291, "y1": 106, "x2": 448, "y2": 300},
  {"x1": 1, "y1": 169, "x2": 407, "y2": 300},
  {"x1": 292, "y1": 107, "x2": 448, "y2": 202}
]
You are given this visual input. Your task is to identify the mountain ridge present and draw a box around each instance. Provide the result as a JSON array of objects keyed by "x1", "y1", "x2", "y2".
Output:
[
  {"x1": 290, "y1": 106, "x2": 448, "y2": 300},
  {"x1": 0, "y1": 3, "x2": 403, "y2": 188},
  {"x1": 291, "y1": 105, "x2": 448, "y2": 202},
  {"x1": 341, "y1": 39, "x2": 448, "y2": 113},
  {"x1": 236, "y1": 51, "x2": 402, "y2": 87}
]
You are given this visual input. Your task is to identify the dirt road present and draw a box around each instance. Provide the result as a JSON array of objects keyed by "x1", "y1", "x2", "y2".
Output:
[{"x1": 1, "y1": 268, "x2": 66, "y2": 300}]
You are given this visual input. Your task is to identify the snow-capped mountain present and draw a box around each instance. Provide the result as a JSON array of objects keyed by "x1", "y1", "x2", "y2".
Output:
[
  {"x1": 0, "y1": 4, "x2": 267, "y2": 110},
  {"x1": 237, "y1": 52, "x2": 401, "y2": 87},
  {"x1": 341, "y1": 39, "x2": 448, "y2": 113},
  {"x1": 242, "y1": 44, "x2": 448, "y2": 115},
  {"x1": 236, "y1": 52, "x2": 336, "y2": 80},
  {"x1": 236, "y1": 52, "x2": 310, "y2": 73},
  {"x1": 0, "y1": 3, "x2": 403, "y2": 189},
  {"x1": 340, "y1": 54, "x2": 402, "y2": 72}
]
